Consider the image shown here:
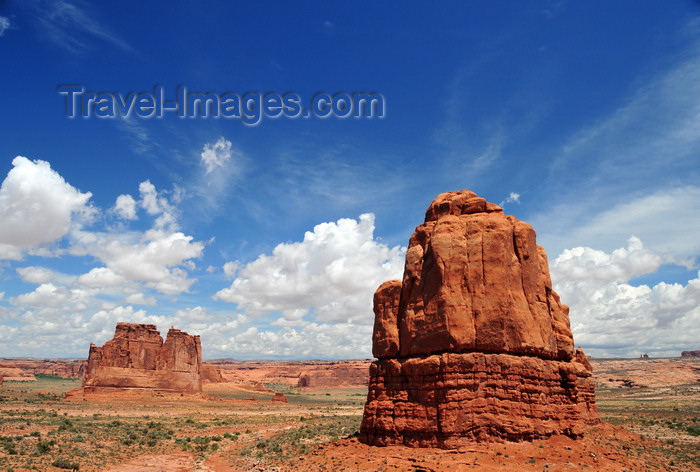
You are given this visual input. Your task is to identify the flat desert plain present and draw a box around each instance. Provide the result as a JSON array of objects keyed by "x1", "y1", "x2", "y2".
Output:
[{"x1": 0, "y1": 357, "x2": 698, "y2": 471}]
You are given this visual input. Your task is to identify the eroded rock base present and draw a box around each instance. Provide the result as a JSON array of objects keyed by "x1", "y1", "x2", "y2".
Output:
[{"x1": 360, "y1": 351, "x2": 598, "y2": 448}]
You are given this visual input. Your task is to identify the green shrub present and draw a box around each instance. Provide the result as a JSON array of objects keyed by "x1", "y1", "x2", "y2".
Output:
[
  {"x1": 57, "y1": 418, "x2": 75, "y2": 432},
  {"x1": 50, "y1": 459, "x2": 80, "y2": 470},
  {"x1": 36, "y1": 440, "x2": 55, "y2": 454}
]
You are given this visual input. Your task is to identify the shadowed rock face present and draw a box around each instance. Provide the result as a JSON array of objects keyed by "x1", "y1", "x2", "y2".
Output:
[
  {"x1": 83, "y1": 323, "x2": 202, "y2": 393},
  {"x1": 360, "y1": 190, "x2": 598, "y2": 447},
  {"x1": 201, "y1": 364, "x2": 224, "y2": 383}
]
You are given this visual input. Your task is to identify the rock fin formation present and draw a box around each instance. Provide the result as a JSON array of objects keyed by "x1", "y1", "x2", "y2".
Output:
[
  {"x1": 360, "y1": 190, "x2": 598, "y2": 447},
  {"x1": 83, "y1": 323, "x2": 202, "y2": 393}
]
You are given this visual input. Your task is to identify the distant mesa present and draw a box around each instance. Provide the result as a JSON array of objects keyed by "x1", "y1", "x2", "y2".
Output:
[
  {"x1": 12, "y1": 359, "x2": 86, "y2": 379},
  {"x1": 297, "y1": 364, "x2": 369, "y2": 388},
  {"x1": 360, "y1": 190, "x2": 598, "y2": 448},
  {"x1": 204, "y1": 359, "x2": 369, "y2": 388},
  {"x1": 681, "y1": 350, "x2": 700, "y2": 358},
  {"x1": 0, "y1": 360, "x2": 36, "y2": 382},
  {"x1": 80, "y1": 322, "x2": 202, "y2": 394}
]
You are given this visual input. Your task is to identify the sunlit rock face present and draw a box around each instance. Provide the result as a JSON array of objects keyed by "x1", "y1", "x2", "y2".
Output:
[
  {"x1": 83, "y1": 322, "x2": 202, "y2": 393},
  {"x1": 360, "y1": 190, "x2": 598, "y2": 448}
]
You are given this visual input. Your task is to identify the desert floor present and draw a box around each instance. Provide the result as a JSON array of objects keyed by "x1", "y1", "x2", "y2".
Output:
[{"x1": 0, "y1": 357, "x2": 698, "y2": 471}]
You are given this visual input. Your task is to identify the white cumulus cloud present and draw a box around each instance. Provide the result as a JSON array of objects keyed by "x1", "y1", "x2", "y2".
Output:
[
  {"x1": 113, "y1": 194, "x2": 137, "y2": 219},
  {"x1": 122, "y1": 292, "x2": 157, "y2": 306},
  {"x1": 68, "y1": 180, "x2": 205, "y2": 296},
  {"x1": 0, "y1": 156, "x2": 93, "y2": 260},
  {"x1": 222, "y1": 261, "x2": 239, "y2": 279},
  {"x1": 139, "y1": 180, "x2": 164, "y2": 215},
  {"x1": 17, "y1": 266, "x2": 57, "y2": 284},
  {"x1": 78, "y1": 267, "x2": 126, "y2": 288},
  {"x1": 553, "y1": 236, "x2": 663, "y2": 288},
  {"x1": 215, "y1": 323, "x2": 373, "y2": 359},
  {"x1": 84, "y1": 231, "x2": 205, "y2": 295},
  {"x1": 215, "y1": 213, "x2": 405, "y2": 325},
  {"x1": 551, "y1": 237, "x2": 700, "y2": 357},
  {"x1": 0, "y1": 156, "x2": 211, "y2": 357},
  {"x1": 14, "y1": 283, "x2": 88, "y2": 310}
]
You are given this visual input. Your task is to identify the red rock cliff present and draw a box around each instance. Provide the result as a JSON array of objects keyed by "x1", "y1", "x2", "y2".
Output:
[
  {"x1": 12, "y1": 359, "x2": 86, "y2": 379},
  {"x1": 360, "y1": 190, "x2": 598, "y2": 447},
  {"x1": 83, "y1": 323, "x2": 202, "y2": 393},
  {"x1": 0, "y1": 361, "x2": 36, "y2": 382}
]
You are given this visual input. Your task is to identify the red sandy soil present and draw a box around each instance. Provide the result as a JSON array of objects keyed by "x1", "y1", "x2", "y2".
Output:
[
  {"x1": 93, "y1": 359, "x2": 700, "y2": 471},
  {"x1": 4, "y1": 357, "x2": 698, "y2": 471},
  {"x1": 68, "y1": 391, "x2": 691, "y2": 471},
  {"x1": 101, "y1": 452, "x2": 196, "y2": 472},
  {"x1": 190, "y1": 423, "x2": 692, "y2": 472},
  {"x1": 287, "y1": 423, "x2": 677, "y2": 472},
  {"x1": 63, "y1": 386, "x2": 212, "y2": 402}
]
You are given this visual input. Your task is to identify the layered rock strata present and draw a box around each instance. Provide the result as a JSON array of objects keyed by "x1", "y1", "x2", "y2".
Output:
[
  {"x1": 360, "y1": 190, "x2": 598, "y2": 447},
  {"x1": 208, "y1": 360, "x2": 369, "y2": 388},
  {"x1": 12, "y1": 359, "x2": 86, "y2": 379},
  {"x1": 83, "y1": 323, "x2": 202, "y2": 393},
  {"x1": 0, "y1": 361, "x2": 36, "y2": 382}
]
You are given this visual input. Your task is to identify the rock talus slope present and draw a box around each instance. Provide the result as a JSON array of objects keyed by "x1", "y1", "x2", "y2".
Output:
[
  {"x1": 83, "y1": 323, "x2": 202, "y2": 393},
  {"x1": 360, "y1": 190, "x2": 598, "y2": 447}
]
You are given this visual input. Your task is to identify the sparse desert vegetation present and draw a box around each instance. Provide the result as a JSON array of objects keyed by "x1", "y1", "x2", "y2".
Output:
[
  {"x1": 0, "y1": 376, "x2": 367, "y2": 471},
  {"x1": 592, "y1": 357, "x2": 700, "y2": 468},
  {"x1": 0, "y1": 359, "x2": 698, "y2": 471}
]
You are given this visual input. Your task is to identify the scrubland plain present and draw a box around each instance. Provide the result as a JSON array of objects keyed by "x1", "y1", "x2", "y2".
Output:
[{"x1": 0, "y1": 358, "x2": 697, "y2": 471}]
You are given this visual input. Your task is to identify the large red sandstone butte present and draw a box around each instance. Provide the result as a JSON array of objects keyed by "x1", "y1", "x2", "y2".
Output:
[
  {"x1": 360, "y1": 190, "x2": 598, "y2": 448},
  {"x1": 83, "y1": 323, "x2": 202, "y2": 393}
]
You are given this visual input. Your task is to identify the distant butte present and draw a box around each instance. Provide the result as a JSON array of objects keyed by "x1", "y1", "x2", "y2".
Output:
[
  {"x1": 0, "y1": 360, "x2": 36, "y2": 382},
  {"x1": 80, "y1": 322, "x2": 203, "y2": 394},
  {"x1": 360, "y1": 190, "x2": 598, "y2": 447}
]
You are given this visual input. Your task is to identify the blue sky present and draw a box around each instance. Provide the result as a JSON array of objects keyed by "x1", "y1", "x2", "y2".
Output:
[{"x1": 0, "y1": 1, "x2": 698, "y2": 359}]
